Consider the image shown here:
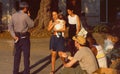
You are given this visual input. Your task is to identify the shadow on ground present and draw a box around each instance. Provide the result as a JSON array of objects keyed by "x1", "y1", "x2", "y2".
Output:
[{"x1": 20, "y1": 54, "x2": 63, "y2": 74}]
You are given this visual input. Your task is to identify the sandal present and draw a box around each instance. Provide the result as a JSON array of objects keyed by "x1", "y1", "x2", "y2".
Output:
[{"x1": 50, "y1": 71, "x2": 55, "y2": 74}]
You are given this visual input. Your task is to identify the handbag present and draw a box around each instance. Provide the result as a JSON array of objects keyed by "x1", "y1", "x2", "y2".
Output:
[{"x1": 77, "y1": 23, "x2": 88, "y2": 38}]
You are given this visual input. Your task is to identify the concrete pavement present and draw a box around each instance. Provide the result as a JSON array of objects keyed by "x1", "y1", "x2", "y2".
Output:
[{"x1": 0, "y1": 38, "x2": 63, "y2": 74}]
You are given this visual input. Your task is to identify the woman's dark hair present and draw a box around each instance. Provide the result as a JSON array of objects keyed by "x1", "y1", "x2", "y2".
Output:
[
  {"x1": 67, "y1": 6, "x2": 74, "y2": 11},
  {"x1": 86, "y1": 33, "x2": 98, "y2": 45},
  {"x1": 52, "y1": 10, "x2": 59, "y2": 14},
  {"x1": 67, "y1": 6, "x2": 75, "y2": 14}
]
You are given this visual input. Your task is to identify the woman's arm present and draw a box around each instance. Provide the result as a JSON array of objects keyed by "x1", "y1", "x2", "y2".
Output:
[
  {"x1": 47, "y1": 20, "x2": 54, "y2": 31},
  {"x1": 91, "y1": 46, "x2": 98, "y2": 56},
  {"x1": 64, "y1": 58, "x2": 77, "y2": 67},
  {"x1": 76, "y1": 15, "x2": 81, "y2": 34}
]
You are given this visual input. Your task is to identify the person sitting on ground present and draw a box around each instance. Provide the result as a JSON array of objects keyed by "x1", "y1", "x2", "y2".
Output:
[
  {"x1": 104, "y1": 34, "x2": 119, "y2": 67},
  {"x1": 86, "y1": 33, "x2": 98, "y2": 56},
  {"x1": 86, "y1": 33, "x2": 107, "y2": 68},
  {"x1": 61, "y1": 35, "x2": 98, "y2": 74}
]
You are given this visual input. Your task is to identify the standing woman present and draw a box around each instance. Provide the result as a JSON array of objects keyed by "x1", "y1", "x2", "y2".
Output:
[
  {"x1": 67, "y1": 7, "x2": 81, "y2": 56},
  {"x1": 48, "y1": 11, "x2": 66, "y2": 74},
  {"x1": 67, "y1": 7, "x2": 81, "y2": 39}
]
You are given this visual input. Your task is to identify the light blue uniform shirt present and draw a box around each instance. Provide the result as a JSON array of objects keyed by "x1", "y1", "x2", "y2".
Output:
[{"x1": 8, "y1": 10, "x2": 34, "y2": 38}]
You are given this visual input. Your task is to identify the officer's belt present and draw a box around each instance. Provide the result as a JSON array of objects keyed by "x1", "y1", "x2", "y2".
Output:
[{"x1": 15, "y1": 32, "x2": 29, "y2": 39}]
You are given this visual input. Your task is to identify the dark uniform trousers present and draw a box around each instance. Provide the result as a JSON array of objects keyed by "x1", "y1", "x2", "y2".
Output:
[{"x1": 13, "y1": 32, "x2": 30, "y2": 74}]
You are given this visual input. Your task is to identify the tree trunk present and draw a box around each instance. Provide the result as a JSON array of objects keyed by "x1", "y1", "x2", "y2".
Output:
[{"x1": 31, "y1": 0, "x2": 52, "y2": 38}]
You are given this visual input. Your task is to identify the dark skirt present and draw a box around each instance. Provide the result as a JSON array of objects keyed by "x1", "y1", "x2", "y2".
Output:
[
  {"x1": 68, "y1": 24, "x2": 76, "y2": 39},
  {"x1": 49, "y1": 35, "x2": 65, "y2": 51}
]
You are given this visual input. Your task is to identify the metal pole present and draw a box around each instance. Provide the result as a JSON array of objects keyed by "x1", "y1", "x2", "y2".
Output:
[{"x1": 106, "y1": 0, "x2": 108, "y2": 23}]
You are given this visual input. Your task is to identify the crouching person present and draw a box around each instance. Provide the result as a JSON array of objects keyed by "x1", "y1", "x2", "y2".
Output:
[{"x1": 60, "y1": 36, "x2": 98, "y2": 74}]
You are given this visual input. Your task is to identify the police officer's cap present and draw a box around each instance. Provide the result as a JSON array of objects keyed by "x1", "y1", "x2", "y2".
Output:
[{"x1": 19, "y1": 2, "x2": 29, "y2": 8}]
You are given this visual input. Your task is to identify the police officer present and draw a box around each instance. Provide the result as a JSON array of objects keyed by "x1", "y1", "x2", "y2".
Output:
[{"x1": 8, "y1": 2, "x2": 34, "y2": 74}]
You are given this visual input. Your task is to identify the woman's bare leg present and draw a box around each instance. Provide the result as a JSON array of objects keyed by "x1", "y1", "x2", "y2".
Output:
[{"x1": 51, "y1": 50, "x2": 57, "y2": 74}]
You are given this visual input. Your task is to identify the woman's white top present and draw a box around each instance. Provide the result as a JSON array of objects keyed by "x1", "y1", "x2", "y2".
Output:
[
  {"x1": 94, "y1": 45, "x2": 108, "y2": 68},
  {"x1": 68, "y1": 15, "x2": 78, "y2": 25},
  {"x1": 94, "y1": 45, "x2": 105, "y2": 59}
]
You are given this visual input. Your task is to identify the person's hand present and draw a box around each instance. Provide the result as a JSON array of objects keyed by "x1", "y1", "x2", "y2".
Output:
[
  {"x1": 14, "y1": 36, "x2": 19, "y2": 43},
  {"x1": 27, "y1": 11, "x2": 30, "y2": 16}
]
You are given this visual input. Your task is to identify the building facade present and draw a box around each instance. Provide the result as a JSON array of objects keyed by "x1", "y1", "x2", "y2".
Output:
[
  {"x1": 81, "y1": 0, "x2": 100, "y2": 26},
  {"x1": 82, "y1": 0, "x2": 120, "y2": 25},
  {"x1": 0, "y1": 0, "x2": 120, "y2": 26}
]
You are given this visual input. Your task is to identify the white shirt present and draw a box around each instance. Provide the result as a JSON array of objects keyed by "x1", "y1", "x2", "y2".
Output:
[
  {"x1": 95, "y1": 45, "x2": 105, "y2": 58},
  {"x1": 68, "y1": 15, "x2": 78, "y2": 25}
]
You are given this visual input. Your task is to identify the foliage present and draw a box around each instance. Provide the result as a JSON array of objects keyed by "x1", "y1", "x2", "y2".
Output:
[
  {"x1": 0, "y1": 29, "x2": 51, "y2": 39},
  {"x1": 110, "y1": 24, "x2": 120, "y2": 38},
  {"x1": 31, "y1": 0, "x2": 51, "y2": 38},
  {"x1": 93, "y1": 24, "x2": 110, "y2": 33},
  {"x1": 30, "y1": 28, "x2": 51, "y2": 38},
  {"x1": 0, "y1": 31, "x2": 12, "y2": 39}
]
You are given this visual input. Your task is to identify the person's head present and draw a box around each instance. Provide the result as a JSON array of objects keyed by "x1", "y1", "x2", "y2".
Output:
[
  {"x1": 67, "y1": 7, "x2": 74, "y2": 16},
  {"x1": 52, "y1": 11, "x2": 59, "y2": 20},
  {"x1": 72, "y1": 35, "x2": 86, "y2": 48},
  {"x1": 58, "y1": 12, "x2": 64, "y2": 20},
  {"x1": 86, "y1": 33, "x2": 97, "y2": 45},
  {"x1": 107, "y1": 34, "x2": 119, "y2": 44},
  {"x1": 19, "y1": 2, "x2": 29, "y2": 13}
]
